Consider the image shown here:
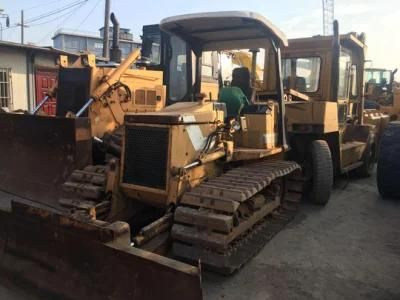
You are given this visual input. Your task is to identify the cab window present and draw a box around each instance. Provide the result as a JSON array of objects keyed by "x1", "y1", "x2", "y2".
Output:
[
  {"x1": 202, "y1": 51, "x2": 213, "y2": 78},
  {"x1": 169, "y1": 35, "x2": 188, "y2": 101},
  {"x1": 202, "y1": 51, "x2": 219, "y2": 80},
  {"x1": 282, "y1": 59, "x2": 291, "y2": 90},
  {"x1": 338, "y1": 51, "x2": 351, "y2": 99},
  {"x1": 350, "y1": 65, "x2": 358, "y2": 98},
  {"x1": 282, "y1": 57, "x2": 321, "y2": 93}
]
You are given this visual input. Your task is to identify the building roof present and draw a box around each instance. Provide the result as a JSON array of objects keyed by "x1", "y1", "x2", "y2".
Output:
[
  {"x1": 99, "y1": 26, "x2": 131, "y2": 32},
  {"x1": 52, "y1": 29, "x2": 141, "y2": 44},
  {"x1": 0, "y1": 40, "x2": 79, "y2": 56}
]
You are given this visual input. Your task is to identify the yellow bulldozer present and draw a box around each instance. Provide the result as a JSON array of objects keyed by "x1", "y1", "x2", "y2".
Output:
[
  {"x1": 0, "y1": 13, "x2": 194, "y2": 300},
  {"x1": 0, "y1": 30, "x2": 166, "y2": 207},
  {"x1": 0, "y1": 11, "x2": 312, "y2": 299}
]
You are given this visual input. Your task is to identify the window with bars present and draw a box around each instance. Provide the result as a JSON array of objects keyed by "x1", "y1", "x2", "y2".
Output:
[{"x1": 0, "y1": 68, "x2": 12, "y2": 109}]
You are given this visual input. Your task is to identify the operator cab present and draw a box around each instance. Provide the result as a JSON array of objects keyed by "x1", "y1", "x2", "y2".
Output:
[
  {"x1": 364, "y1": 67, "x2": 398, "y2": 106},
  {"x1": 159, "y1": 11, "x2": 289, "y2": 149},
  {"x1": 282, "y1": 34, "x2": 366, "y2": 124},
  {"x1": 140, "y1": 24, "x2": 220, "y2": 104}
]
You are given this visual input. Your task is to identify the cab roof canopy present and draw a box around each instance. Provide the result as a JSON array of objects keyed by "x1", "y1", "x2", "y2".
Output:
[
  {"x1": 160, "y1": 11, "x2": 288, "y2": 51},
  {"x1": 286, "y1": 33, "x2": 366, "y2": 54}
]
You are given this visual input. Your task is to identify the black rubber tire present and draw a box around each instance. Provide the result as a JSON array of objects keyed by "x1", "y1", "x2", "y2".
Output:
[
  {"x1": 377, "y1": 121, "x2": 400, "y2": 198},
  {"x1": 310, "y1": 140, "x2": 333, "y2": 205}
]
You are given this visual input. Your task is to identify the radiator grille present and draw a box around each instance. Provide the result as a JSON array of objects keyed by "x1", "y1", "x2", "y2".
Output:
[{"x1": 123, "y1": 125, "x2": 169, "y2": 189}]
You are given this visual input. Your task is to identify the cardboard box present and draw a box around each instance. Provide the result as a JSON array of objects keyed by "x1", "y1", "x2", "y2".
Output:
[{"x1": 236, "y1": 105, "x2": 277, "y2": 149}]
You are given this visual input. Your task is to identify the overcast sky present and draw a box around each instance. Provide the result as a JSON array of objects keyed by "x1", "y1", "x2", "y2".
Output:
[{"x1": 1, "y1": 0, "x2": 399, "y2": 72}]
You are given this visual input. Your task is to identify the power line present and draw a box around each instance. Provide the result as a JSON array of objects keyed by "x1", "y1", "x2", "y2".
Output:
[
  {"x1": 8, "y1": 0, "x2": 72, "y2": 15},
  {"x1": 25, "y1": 0, "x2": 74, "y2": 11},
  {"x1": 28, "y1": 7, "x2": 87, "y2": 27},
  {"x1": 3, "y1": 26, "x2": 18, "y2": 41},
  {"x1": 2, "y1": 25, "x2": 18, "y2": 31},
  {"x1": 25, "y1": 0, "x2": 88, "y2": 24},
  {"x1": 3, "y1": 0, "x2": 87, "y2": 30},
  {"x1": 36, "y1": 1, "x2": 86, "y2": 44},
  {"x1": 74, "y1": 0, "x2": 102, "y2": 31}
]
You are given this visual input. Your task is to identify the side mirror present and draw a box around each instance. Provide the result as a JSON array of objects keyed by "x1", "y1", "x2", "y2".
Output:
[{"x1": 136, "y1": 36, "x2": 153, "y2": 67}]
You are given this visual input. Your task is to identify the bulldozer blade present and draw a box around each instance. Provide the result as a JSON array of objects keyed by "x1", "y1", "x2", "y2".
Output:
[
  {"x1": 0, "y1": 197, "x2": 202, "y2": 300},
  {"x1": 0, "y1": 113, "x2": 92, "y2": 209}
]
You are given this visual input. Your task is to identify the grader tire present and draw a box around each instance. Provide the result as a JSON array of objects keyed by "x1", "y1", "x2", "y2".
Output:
[
  {"x1": 310, "y1": 140, "x2": 333, "y2": 205},
  {"x1": 377, "y1": 121, "x2": 400, "y2": 198}
]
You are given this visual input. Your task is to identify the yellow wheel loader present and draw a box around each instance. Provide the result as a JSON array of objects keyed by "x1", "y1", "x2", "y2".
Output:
[
  {"x1": 282, "y1": 21, "x2": 389, "y2": 204},
  {"x1": 0, "y1": 11, "x2": 303, "y2": 299},
  {"x1": 364, "y1": 67, "x2": 400, "y2": 121}
]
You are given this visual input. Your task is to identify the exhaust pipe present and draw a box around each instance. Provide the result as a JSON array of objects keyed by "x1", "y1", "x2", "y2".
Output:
[
  {"x1": 110, "y1": 12, "x2": 122, "y2": 63},
  {"x1": 330, "y1": 20, "x2": 340, "y2": 102}
]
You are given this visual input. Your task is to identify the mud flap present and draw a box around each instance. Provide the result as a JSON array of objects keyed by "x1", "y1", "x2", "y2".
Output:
[
  {"x1": 0, "y1": 113, "x2": 92, "y2": 209},
  {"x1": 0, "y1": 199, "x2": 202, "y2": 300}
]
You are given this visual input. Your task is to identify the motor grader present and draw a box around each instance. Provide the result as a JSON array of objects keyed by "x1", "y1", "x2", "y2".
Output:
[
  {"x1": 282, "y1": 21, "x2": 389, "y2": 204},
  {"x1": 0, "y1": 11, "x2": 306, "y2": 300}
]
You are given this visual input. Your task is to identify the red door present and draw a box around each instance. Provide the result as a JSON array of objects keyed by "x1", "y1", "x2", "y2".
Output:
[{"x1": 35, "y1": 67, "x2": 58, "y2": 115}]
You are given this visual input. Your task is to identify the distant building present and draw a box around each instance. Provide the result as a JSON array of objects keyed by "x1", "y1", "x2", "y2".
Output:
[
  {"x1": 0, "y1": 41, "x2": 77, "y2": 113},
  {"x1": 52, "y1": 27, "x2": 141, "y2": 59}
]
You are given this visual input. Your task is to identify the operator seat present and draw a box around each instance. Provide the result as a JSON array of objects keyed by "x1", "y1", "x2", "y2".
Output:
[
  {"x1": 231, "y1": 67, "x2": 253, "y2": 101},
  {"x1": 295, "y1": 77, "x2": 307, "y2": 93}
]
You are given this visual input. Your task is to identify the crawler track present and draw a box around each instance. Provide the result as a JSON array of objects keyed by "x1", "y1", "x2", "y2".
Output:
[
  {"x1": 172, "y1": 160, "x2": 303, "y2": 274},
  {"x1": 60, "y1": 165, "x2": 111, "y2": 220}
]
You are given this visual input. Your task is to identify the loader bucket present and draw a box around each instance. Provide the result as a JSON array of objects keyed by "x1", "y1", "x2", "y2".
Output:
[
  {"x1": 0, "y1": 113, "x2": 92, "y2": 209},
  {"x1": 0, "y1": 197, "x2": 203, "y2": 300}
]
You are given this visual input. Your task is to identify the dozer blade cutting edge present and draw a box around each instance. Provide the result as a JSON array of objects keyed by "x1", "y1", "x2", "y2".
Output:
[{"x1": 0, "y1": 197, "x2": 202, "y2": 300}]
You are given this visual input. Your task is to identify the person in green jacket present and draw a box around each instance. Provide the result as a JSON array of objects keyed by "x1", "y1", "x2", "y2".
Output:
[{"x1": 218, "y1": 86, "x2": 250, "y2": 119}]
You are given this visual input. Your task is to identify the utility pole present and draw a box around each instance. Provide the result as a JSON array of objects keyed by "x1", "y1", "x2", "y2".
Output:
[
  {"x1": 17, "y1": 10, "x2": 28, "y2": 44},
  {"x1": 21, "y1": 10, "x2": 24, "y2": 44},
  {"x1": 102, "y1": 0, "x2": 110, "y2": 59}
]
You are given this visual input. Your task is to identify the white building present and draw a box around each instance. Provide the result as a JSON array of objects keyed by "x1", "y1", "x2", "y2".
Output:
[
  {"x1": 0, "y1": 41, "x2": 77, "y2": 113},
  {"x1": 52, "y1": 27, "x2": 141, "y2": 59}
]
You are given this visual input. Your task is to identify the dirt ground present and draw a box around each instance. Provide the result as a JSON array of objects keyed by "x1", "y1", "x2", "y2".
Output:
[{"x1": 1, "y1": 171, "x2": 400, "y2": 300}]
